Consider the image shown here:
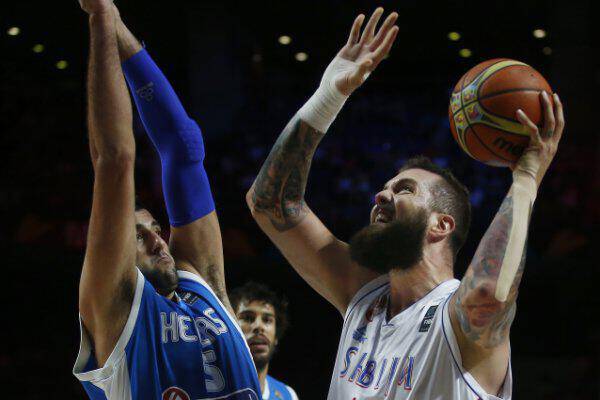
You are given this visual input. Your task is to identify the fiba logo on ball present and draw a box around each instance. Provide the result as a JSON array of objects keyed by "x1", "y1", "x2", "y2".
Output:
[
  {"x1": 136, "y1": 82, "x2": 155, "y2": 102},
  {"x1": 162, "y1": 386, "x2": 191, "y2": 400},
  {"x1": 493, "y1": 137, "x2": 525, "y2": 157}
]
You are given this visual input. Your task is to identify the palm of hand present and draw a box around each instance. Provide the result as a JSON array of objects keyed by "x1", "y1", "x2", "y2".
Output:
[
  {"x1": 333, "y1": 8, "x2": 399, "y2": 95},
  {"x1": 338, "y1": 41, "x2": 375, "y2": 65}
]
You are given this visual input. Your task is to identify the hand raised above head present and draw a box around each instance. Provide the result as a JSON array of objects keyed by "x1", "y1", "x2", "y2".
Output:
[
  {"x1": 514, "y1": 91, "x2": 565, "y2": 187},
  {"x1": 332, "y1": 8, "x2": 399, "y2": 96}
]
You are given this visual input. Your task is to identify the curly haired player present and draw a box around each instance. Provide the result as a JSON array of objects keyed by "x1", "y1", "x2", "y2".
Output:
[{"x1": 230, "y1": 282, "x2": 299, "y2": 400}]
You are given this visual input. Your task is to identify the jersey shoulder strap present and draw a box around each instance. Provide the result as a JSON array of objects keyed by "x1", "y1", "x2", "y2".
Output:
[{"x1": 344, "y1": 274, "x2": 389, "y2": 321}]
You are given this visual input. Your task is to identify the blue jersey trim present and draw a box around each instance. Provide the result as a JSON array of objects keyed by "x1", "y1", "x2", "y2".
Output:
[
  {"x1": 441, "y1": 295, "x2": 483, "y2": 400},
  {"x1": 344, "y1": 275, "x2": 390, "y2": 322},
  {"x1": 176, "y1": 270, "x2": 256, "y2": 362},
  {"x1": 74, "y1": 268, "x2": 261, "y2": 399}
]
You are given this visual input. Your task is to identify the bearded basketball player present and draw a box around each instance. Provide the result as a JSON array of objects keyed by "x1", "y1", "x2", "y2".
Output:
[
  {"x1": 246, "y1": 7, "x2": 564, "y2": 399},
  {"x1": 74, "y1": 1, "x2": 260, "y2": 398},
  {"x1": 230, "y1": 282, "x2": 299, "y2": 400}
]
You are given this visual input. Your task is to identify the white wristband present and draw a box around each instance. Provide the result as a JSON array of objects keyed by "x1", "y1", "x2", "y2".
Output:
[
  {"x1": 297, "y1": 82, "x2": 348, "y2": 133},
  {"x1": 495, "y1": 171, "x2": 537, "y2": 302},
  {"x1": 297, "y1": 56, "x2": 366, "y2": 133}
]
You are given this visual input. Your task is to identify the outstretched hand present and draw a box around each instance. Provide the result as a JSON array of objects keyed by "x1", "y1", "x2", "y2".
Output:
[
  {"x1": 513, "y1": 91, "x2": 565, "y2": 187},
  {"x1": 334, "y1": 8, "x2": 399, "y2": 95}
]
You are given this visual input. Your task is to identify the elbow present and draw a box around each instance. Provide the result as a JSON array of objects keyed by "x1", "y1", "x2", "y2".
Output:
[
  {"x1": 458, "y1": 282, "x2": 507, "y2": 328},
  {"x1": 245, "y1": 187, "x2": 261, "y2": 218},
  {"x1": 95, "y1": 149, "x2": 135, "y2": 172},
  {"x1": 245, "y1": 186, "x2": 277, "y2": 223}
]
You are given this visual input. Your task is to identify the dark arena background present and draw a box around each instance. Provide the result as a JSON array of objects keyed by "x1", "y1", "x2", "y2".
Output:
[{"x1": 2, "y1": 0, "x2": 598, "y2": 398}]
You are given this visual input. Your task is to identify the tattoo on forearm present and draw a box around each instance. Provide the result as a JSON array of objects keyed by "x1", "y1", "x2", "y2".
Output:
[
  {"x1": 454, "y1": 194, "x2": 532, "y2": 347},
  {"x1": 251, "y1": 116, "x2": 325, "y2": 231}
]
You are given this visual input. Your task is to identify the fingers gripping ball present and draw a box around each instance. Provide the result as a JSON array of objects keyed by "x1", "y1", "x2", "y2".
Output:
[{"x1": 449, "y1": 59, "x2": 553, "y2": 167}]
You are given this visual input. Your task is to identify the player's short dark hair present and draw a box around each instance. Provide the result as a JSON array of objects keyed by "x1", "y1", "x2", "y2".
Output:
[
  {"x1": 398, "y1": 156, "x2": 471, "y2": 257},
  {"x1": 229, "y1": 282, "x2": 290, "y2": 340}
]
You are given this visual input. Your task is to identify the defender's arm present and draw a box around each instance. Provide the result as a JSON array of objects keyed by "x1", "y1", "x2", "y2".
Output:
[
  {"x1": 78, "y1": 1, "x2": 137, "y2": 362},
  {"x1": 450, "y1": 92, "x2": 564, "y2": 348},
  {"x1": 115, "y1": 12, "x2": 227, "y2": 308},
  {"x1": 247, "y1": 9, "x2": 399, "y2": 313}
]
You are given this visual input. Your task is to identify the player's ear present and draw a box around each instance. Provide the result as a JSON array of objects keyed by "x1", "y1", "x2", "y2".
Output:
[{"x1": 427, "y1": 213, "x2": 455, "y2": 244}]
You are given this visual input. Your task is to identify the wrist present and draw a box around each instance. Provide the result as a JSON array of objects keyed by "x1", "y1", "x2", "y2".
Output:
[
  {"x1": 512, "y1": 170, "x2": 538, "y2": 202},
  {"x1": 297, "y1": 79, "x2": 349, "y2": 133},
  {"x1": 89, "y1": 9, "x2": 116, "y2": 29}
]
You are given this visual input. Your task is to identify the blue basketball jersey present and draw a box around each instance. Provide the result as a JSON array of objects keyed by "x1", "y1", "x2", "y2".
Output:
[
  {"x1": 74, "y1": 269, "x2": 261, "y2": 399},
  {"x1": 263, "y1": 375, "x2": 298, "y2": 400}
]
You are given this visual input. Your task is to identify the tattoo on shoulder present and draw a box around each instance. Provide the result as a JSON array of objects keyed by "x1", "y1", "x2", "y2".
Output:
[{"x1": 251, "y1": 117, "x2": 325, "y2": 231}]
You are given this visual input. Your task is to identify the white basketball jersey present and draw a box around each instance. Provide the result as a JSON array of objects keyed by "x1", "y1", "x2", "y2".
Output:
[{"x1": 328, "y1": 276, "x2": 512, "y2": 400}]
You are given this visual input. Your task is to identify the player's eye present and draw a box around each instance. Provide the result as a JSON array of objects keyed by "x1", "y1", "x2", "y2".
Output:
[
  {"x1": 136, "y1": 233, "x2": 144, "y2": 242},
  {"x1": 397, "y1": 183, "x2": 414, "y2": 194}
]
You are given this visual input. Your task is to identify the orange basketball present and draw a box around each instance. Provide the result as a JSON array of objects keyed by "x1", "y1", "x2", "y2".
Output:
[{"x1": 448, "y1": 58, "x2": 552, "y2": 167}]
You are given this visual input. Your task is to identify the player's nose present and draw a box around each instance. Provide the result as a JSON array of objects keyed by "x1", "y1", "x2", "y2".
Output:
[
  {"x1": 252, "y1": 320, "x2": 264, "y2": 333},
  {"x1": 149, "y1": 232, "x2": 165, "y2": 255},
  {"x1": 374, "y1": 189, "x2": 393, "y2": 205}
]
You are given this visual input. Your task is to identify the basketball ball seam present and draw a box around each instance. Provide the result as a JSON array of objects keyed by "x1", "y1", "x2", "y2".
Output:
[
  {"x1": 477, "y1": 91, "x2": 543, "y2": 125},
  {"x1": 476, "y1": 64, "x2": 543, "y2": 125},
  {"x1": 450, "y1": 88, "x2": 544, "y2": 121},
  {"x1": 469, "y1": 123, "x2": 514, "y2": 163},
  {"x1": 472, "y1": 123, "x2": 531, "y2": 138},
  {"x1": 463, "y1": 63, "x2": 517, "y2": 163},
  {"x1": 477, "y1": 87, "x2": 543, "y2": 102},
  {"x1": 459, "y1": 58, "x2": 506, "y2": 93}
]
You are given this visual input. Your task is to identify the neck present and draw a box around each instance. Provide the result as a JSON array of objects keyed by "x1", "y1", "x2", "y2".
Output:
[
  {"x1": 257, "y1": 363, "x2": 269, "y2": 394},
  {"x1": 387, "y1": 253, "x2": 453, "y2": 319}
]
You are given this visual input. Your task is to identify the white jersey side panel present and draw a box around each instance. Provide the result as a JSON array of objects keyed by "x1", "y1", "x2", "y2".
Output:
[
  {"x1": 73, "y1": 270, "x2": 145, "y2": 399},
  {"x1": 328, "y1": 276, "x2": 512, "y2": 400}
]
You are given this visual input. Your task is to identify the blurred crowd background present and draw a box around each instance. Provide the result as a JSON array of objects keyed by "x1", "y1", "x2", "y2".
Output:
[{"x1": 1, "y1": 0, "x2": 598, "y2": 398}]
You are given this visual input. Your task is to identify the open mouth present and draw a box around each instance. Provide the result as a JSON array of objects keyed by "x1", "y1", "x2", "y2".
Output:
[{"x1": 374, "y1": 207, "x2": 393, "y2": 224}]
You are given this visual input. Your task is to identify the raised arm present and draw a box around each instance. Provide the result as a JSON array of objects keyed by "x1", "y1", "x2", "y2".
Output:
[
  {"x1": 450, "y1": 92, "x2": 564, "y2": 384},
  {"x1": 78, "y1": 0, "x2": 138, "y2": 365},
  {"x1": 246, "y1": 8, "x2": 399, "y2": 313},
  {"x1": 114, "y1": 9, "x2": 228, "y2": 308}
]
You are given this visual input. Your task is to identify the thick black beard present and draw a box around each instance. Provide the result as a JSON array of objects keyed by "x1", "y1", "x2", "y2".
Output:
[
  {"x1": 141, "y1": 266, "x2": 179, "y2": 296},
  {"x1": 349, "y1": 208, "x2": 429, "y2": 273}
]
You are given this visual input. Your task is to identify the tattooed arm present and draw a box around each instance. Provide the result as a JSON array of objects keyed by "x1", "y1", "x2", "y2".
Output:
[
  {"x1": 247, "y1": 8, "x2": 399, "y2": 313},
  {"x1": 247, "y1": 116, "x2": 368, "y2": 312},
  {"x1": 449, "y1": 92, "x2": 564, "y2": 393},
  {"x1": 451, "y1": 194, "x2": 529, "y2": 348}
]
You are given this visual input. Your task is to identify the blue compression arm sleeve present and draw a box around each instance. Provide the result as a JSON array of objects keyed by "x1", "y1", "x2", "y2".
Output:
[{"x1": 122, "y1": 49, "x2": 215, "y2": 226}]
